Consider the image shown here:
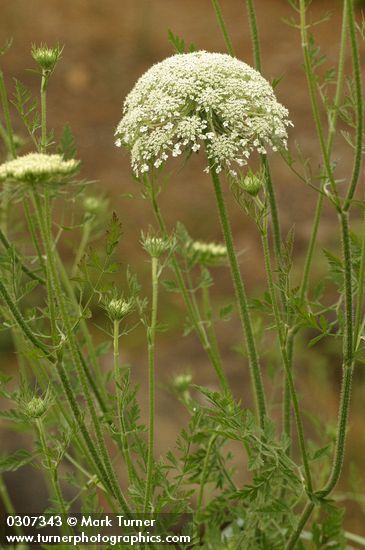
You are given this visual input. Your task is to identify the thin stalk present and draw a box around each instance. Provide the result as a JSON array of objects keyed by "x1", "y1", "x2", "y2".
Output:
[
  {"x1": 210, "y1": 0, "x2": 235, "y2": 56},
  {"x1": 71, "y1": 220, "x2": 91, "y2": 278},
  {"x1": 210, "y1": 167, "x2": 266, "y2": 429},
  {"x1": 261, "y1": 222, "x2": 312, "y2": 493},
  {"x1": 322, "y1": 212, "x2": 354, "y2": 493},
  {"x1": 287, "y1": 0, "x2": 348, "y2": 452},
  {"x1": 299, "y1": 0, "x2": 347, "y2": 301},
  {"x1": 197, "y1": 434, "x2": 217, "y2": 513},
  {"x1": 32, "y1": 190, "x2": 130, "y2": 514},
  {"x1": 35, "y1": 418, "x2": 74, "y2": 540},
  {"x1": 40, "y1": 71, "x2": 47, "y2": 152},
  {"x1": 287, "y1": 210, "x2": 355, "y2": 547},
  {"x1": 299, "y1": 0, "x2": 340, "y2": 203},
  {"x1": 150, "y1": 184, "x2": 230, "y2": 393},
  {"x1": 354, "y1": 207, "x2": 365, "y2": 347},
  {"x1": 201, "y1": 269, "x2": 222, "y2": 362},
  {"x1": 285, "y1": 501, "x2": 315, "y2": 550},
  {"x1": 113, "y1": 319, "x2": 136, "y2": 483},
  {"x1": 0, "y1": 278, "x2": 52, "y2": 359},
  {"x1": 23, "y1": 198, "x2": 47, "y2": 274},
  {"x1": 0, "y1": 226, "x2": 45, "y2": 284},
  {"x1": 343, "y1": 0, "x2": 363, "y2": 211},
  {"x1": 144, "y1": 256, "x2": 158, "y2": 512},
  {"x1": 56, "y1": 254, "x2": 108, "y2": 405},
  {"x1": 245, "y1": 0, "x2": 262, "y2": 71},
  {"x1": 242, "y1": 0, "x2": 291, "y2": 439},
  {"x1": 0, "y1": 69, "x2": 16, "y2": 158}
]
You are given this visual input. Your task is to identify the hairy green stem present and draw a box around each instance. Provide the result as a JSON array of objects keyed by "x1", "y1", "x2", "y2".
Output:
[
  {"x1": 113, "y1": 319, "x2": 136, "y2": 484},
  {"x1": 0, "y1": 68, "x2": 16, "y2": 158},
  {"x1": 343, "y1": 0, "x2": 363, "y2": 211},
  {"x1": 300, "y1": 0, "x2": 347, "y2": 302},
  {"x1": 210, "y1": 0, "x2": 235, "y2": 56},
  {"x1": 210, "y1": 167, "x2": 266, "y2": 429},
  {"x1": 299, "y1": 1, "x2": 340, "y2": 203},
  {"x1": 245, "y1": 0, "x2": 261, "y2": 71},
  {"x1": 144, "y1": 256, "x2": 158, "y2": 512},
  {"x1": 354, "y1": 207, "x2": 365, "y2": 347},
  {"x1": 35, "y1": 418, "x2": 76, "y2": 541},
  {"x1": 287, "y1": 210, "x2": 355, "y2": 546},
  {"x1": 71, "y1": 220, "x2": 91, "y2": 278},
  {"x1": 40, "y1": 71, "x2": 47, "y2": 152}
]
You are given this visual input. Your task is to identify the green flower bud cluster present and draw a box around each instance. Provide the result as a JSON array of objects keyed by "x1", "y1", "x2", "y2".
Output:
[
  {"x1": 31, "y1": 43, "x2": 63, "y2": 72},
  {"x1": 141, "y1": 234, "x2": 172, "y2": 258},
  {"x1": 106, "y1": 297, "x2": 134, "y2": 321},
  {"x1": 83, "y1": 195, "x2": 108, "y2": 216},
  {"x1": 24, "y1": 397, "x2": 48, "y2": 419}
]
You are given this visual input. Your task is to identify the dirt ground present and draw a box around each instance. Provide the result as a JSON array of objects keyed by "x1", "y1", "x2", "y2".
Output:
[{"x1": 0, "y1": 0, "x2": 365, "y2": 538}]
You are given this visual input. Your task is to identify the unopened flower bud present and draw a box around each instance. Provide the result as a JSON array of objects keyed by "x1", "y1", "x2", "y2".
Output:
[
  {"x1": 241, "y1": 170, "x2": 263, "y2": 196},
  {"x1": 141, "y1": 234, "x2": 172, "y2": 258},
  {"x1": 173, "y1": 373, "x2": 192, "y2": 393},
  {"x1": 106, "y1": 298, "x2": 134, "y2": 321},
  {"x1": 83, "y1": 195, "x2": 108, "y2": 216},
  {"x1": 25, "y1": 397, "x2": 47, "y2": 419},
  {"x1": 31, "y1": 43, "x2": 63, "y2": 72}
]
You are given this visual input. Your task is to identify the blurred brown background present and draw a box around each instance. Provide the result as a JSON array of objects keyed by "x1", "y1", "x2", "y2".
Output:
[{"x1": 1, "y1": 0, "x2": 365, "y2": 538}]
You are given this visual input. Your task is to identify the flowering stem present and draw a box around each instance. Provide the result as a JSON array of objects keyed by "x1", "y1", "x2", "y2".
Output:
[
  {"x1": 144, "y1": 256, "x2": 158, "y2": 512},
  {"x1": 209, "y1": 166, "x2": 266, "y2": 429},
  {"x1": 113, "y1": 319, "x2": 136, "y2": 485},
  {"x1": 149, "y1": 183, "x2": 230, "y2": 393},
  {"x1": 210, "y1": 0, "x2": 235, "y2": 56}
]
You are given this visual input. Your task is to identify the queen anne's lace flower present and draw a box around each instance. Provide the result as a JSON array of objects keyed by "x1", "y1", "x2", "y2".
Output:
[
  {"x1": 0, "y1": 153, "x2": 79, "y2": 183},
  {"x1": 115, "y1": 51, "x2": 291, "y2": 176}
]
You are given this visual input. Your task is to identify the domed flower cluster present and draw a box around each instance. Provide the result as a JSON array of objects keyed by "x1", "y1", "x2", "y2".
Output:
[
  {"x1": 0, "y1": 153, "x2": 80, "y2": 184},
  {"x1": 115, "y1": 51, "x2": 291, "y2": 177}
]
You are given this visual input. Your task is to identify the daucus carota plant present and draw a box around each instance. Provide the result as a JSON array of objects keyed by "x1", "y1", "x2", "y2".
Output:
[{"x1": 0, "y1": 0, "x2": 364, "y2": 548}]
